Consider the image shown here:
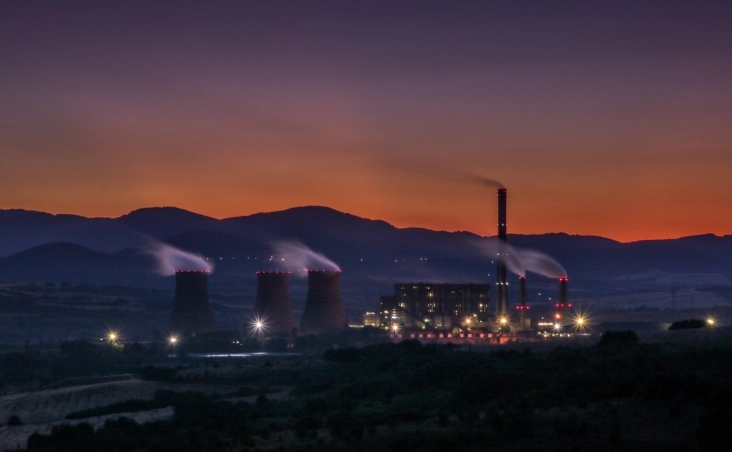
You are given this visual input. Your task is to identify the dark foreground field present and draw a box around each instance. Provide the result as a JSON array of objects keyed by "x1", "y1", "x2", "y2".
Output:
[{"x1": 4, "y1": 329, "x2": 732, "y2": 452}]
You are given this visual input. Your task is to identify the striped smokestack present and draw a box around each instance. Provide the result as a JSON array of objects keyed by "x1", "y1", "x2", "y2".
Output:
[
  {"x1": 254, "y1": 271, "x2": 297, "y2": 334},
  {"x1": 518, "y1": 276, "x2": 527, "y2": 329},
  {"x1": 170, "y1": 271, "x2": 216, "y2": 334},
  {"x1": 300, "y1": 270, "x2": 347, "y2": 335},
  {"x1": 556, "y1": 277, "x2": 570, "y2": 322}
]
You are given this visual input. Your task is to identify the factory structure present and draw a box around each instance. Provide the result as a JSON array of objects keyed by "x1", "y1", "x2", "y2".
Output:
[
  {"x1": 167, "y1": 187, "x2": 572, "y2": 340},
  {"x1": 170, "y1": 267, "x2": 348, "y2": 337},
  {"x1": 169, "y1": 270, "x2": 217, "y2": 334},
  {"x1": 372, "y1": 187, "x2": 574, "y2": 338},
  {"x1": 379, "y1": 283, "x2": 490, "y2": 330},
  {"x1": 299, "y1": 270, "x2": 348, "y2": 335},
  {"x1": 253, "y1": 271, "x2": 297, "y2": 334}
]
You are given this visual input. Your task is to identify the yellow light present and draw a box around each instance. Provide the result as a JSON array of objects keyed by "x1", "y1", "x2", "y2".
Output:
[
  {"x1": 108, "y1": 332, "x2": 118, "y2": 342},
  {"x1": 499, "y1": 317, "x2": 508, "y2": 325},
  {"x1": 576, "y1": 317, "x2": 584, "y2": 326},
  {"x1": 707, "y1": 318, "x2": 715, "y2": 326},
  {"x1": 169, "y1": 336, "x2": 178, "y2": 345}
]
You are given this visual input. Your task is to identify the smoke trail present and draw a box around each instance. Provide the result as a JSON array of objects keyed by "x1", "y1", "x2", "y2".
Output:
[
  {"x1": 272, "y1": 240, "x2": 340, "y2": 274},
  {"x1": 379, "y1": 158, "x2": 505, "y2": 189},
  {"x1": 147, "y1": 242, "x2": 213, "y2": 275},
  {"x1": 514, "y1": 249, "x2": 567, "y2": 279},
  {"x1": 475, "y1": 238, "x2": 526, "y2": 277},
  {"x1": 469, "y1": 175, "x2": 505, "y2": 189},
  {"x1": 474, "y1": 238, "x2": 567, "y2": 279}
]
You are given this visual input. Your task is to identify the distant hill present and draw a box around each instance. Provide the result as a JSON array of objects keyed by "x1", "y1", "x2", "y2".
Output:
[{"x1": 1, "y1": 206, "x2": 732, "y2": 314}]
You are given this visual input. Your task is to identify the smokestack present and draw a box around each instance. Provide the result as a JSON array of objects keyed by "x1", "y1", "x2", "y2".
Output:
[
  {"x1": 300, "y1": 270, "x2": 347, "y2": 335},
  {"x1": 254, "y1": 271, "x2": 297, "y2": 334},
  {"x1": 556, "y1": 277, "x2": 570, "y2": 322},
  {"x1": 170, "y1": 271, "x2": 216, "y2": 334},
  {"x1": 518, "y1": 276, "x2": 528, "y2": 329},
  {"x1": 496, "y1": 188, "x2": 508, "y2": 316}
]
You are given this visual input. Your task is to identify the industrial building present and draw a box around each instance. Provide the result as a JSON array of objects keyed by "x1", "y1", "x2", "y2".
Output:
[
  {"x1": 254, "y1": 271, "x2": 297, "y2": 335},
  {"x1": 169, "y1": 270, "x2": 216, "y2": 334},
  {"x1": 379, "y1": 283, "x2": 490, "y2": 330},
  {"x1": 300, "y1": 270, "x2": 347, "y2": 335},
  {"x1": 363, "y1": 312, "x2": 380, "y2": 328}
]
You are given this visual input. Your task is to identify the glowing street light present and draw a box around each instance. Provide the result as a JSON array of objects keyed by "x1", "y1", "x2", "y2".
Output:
[
  {"x1": 390, "y1": 323, "x2": 401, "y2": 336},
  {"x1": 251, "y1": 316, "x2": 267, "y2": 336},
  {"x1": 169, "y1": 335, "x2": 179, "y2": 345},
  {"x1": 553, "y1": 323, "x2": 562, "y2": 333},
  {"x1": 707, "y1": 318, "x2": 716, "y2": 327},
  {"x1": 107, "y1": 331, "x2": 119, "y2": 343}
]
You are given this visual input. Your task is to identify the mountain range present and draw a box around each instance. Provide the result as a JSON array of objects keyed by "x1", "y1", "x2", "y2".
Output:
[{"x1": 1, "y1": 206, "x2": 732, "y2": 314}]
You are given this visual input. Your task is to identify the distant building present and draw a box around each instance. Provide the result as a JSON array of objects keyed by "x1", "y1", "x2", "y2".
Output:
[
  {"x1": 379, "y1": 283, "x2": 490, "y2": 330},
  {"x1": 363, "y1": 312, "x2": 380, "y2": 328}
]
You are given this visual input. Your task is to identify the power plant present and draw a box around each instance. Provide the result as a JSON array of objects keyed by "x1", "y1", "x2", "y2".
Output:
[
  {"x1": 157, "y1": 180, "x2": 570, "y2": 342},
  {"x1": 169, "y1": 270, "x2": 216, "y2": 334},
  {"x1": 299, "y1": 270, "x2": 347, "y2": 335},
  {"x1": 254, "y1": 271, "x2": 297, "y2": 335}
]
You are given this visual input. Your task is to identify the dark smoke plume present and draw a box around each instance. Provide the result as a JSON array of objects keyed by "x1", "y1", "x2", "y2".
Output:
[
  {"x1": 380, "y1": 157, "x2": 504, "y2": 189},
  {"x1": 469, "y1": 175, "x2": 505, "y2": 189}
]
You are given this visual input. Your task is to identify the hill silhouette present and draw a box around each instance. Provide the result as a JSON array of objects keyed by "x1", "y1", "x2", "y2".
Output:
[{"x1": 1, "y1": 206, "x2": 731, "y2": 315}]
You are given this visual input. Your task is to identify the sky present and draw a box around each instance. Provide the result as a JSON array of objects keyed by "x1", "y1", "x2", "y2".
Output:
[{"x1": 1, "y1": 0, "x2": 731, "y2": 242}]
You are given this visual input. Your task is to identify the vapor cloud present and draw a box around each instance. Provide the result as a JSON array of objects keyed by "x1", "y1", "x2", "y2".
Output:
[
  {"x1": 475, "y1": 238, "x2": 566, "y2": 279},
  {"x1": 272, "y1": 240, "x2": 340, "y2": 274},
  {"x1": 147, "y1": 242, "x2": 213, "y2": 275}
]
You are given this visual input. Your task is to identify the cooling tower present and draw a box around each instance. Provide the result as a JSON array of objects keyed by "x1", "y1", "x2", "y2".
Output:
[
  {"x1": 300, "y1": 270, "x2": 347, "y2": 335},
  {"x1": 254, "y1": 271, "x2": 297, "y2": 334},
  {"x1": 169, "y1": 271, "x2": 216, "y2": 334},
  {"x1": 496, "y1": 188, "x2": 509, "y2": 316}
]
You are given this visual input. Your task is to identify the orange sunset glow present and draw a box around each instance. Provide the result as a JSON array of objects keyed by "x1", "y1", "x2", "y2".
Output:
[{"x1": 1, "y1": 1, "x2": 731, "y2": 243}]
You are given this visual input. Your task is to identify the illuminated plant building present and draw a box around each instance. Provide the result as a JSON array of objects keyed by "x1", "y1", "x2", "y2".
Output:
[{"x1": 379, "y1": 283, "x2": 490, "y2": 330}]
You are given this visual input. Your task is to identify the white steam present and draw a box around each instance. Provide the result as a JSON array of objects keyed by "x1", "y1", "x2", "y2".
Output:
[
  {"x1": 475, "y1": 238, "x2": 566, "y2": 279},
  {"x1": 272, "y1": 240, "x2": 339, "y2": 274},
  {"x1": 147, "y1": 242, "x2": 213, "y2": 275},
  {"x1": 514, "y1": 249, "x2": 567, "y2": 279}
]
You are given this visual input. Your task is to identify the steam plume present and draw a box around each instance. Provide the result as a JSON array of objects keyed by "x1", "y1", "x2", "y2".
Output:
[
  {"x1": 475, "y1": 238, "x2": 566, "y2": 279},
  {"x1": 514, "y1": 249, "x2": 567, "y2": 279},
  {"x1": 272, "y1": 240, "x2": 339, "y2": 274},
  {"x1": 147, "y1": 242, "x2": 213, "y2": 275},
  {"x1": 476, "y1": 238, "x2": 526, "y2": 277}
]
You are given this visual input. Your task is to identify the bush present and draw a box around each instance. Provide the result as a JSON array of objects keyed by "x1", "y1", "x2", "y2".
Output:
[
  {"x1": 598, "y1": 330, "x2": 639, "y2": 348},
  {"x1": 7, "y1": 415, "x2": 22, "y2": 426},
  {"x1": 669, "y1": 319, "x2": 707, "y2": 330}
]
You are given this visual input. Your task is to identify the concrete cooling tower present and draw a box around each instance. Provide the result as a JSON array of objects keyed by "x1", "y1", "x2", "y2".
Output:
[
  {"x1": 254, "y1": 271, "x2": 297, "y2": 335},
  {"x1": 169, "y1": 270, "x2": 216, "y2": 334},
  {"x1": 299, "y1": 270, "x2": 347, "y2": 335}
]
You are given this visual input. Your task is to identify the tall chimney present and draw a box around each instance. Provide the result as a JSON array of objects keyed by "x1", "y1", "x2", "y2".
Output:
[
  {"x1": 300, "y1": 270, "x2": 347, "y2": 335},
  {"x1": 556, "y1": 277, "x2": 569, "y2": 322},
  {"x1": 518, "y1": 276, "x2": 527, "y2": 329},
  {"x1": 254, "y1": 271, "x2": 297, "y2": 335},
  {"x1": 170, "y1": 271, "x2": 216, "y2": 334},
  {"x1": 496, "y1": 188, "x2": 509, "y2": 316}
]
